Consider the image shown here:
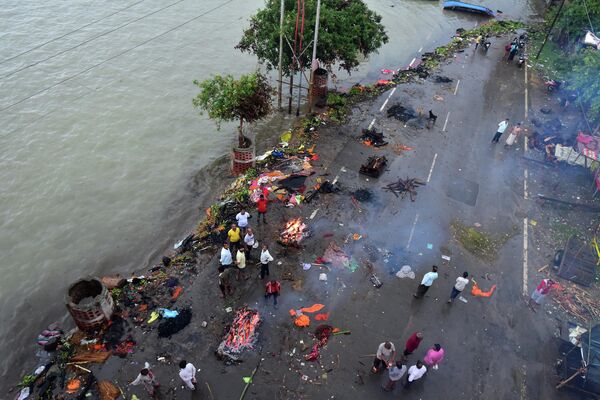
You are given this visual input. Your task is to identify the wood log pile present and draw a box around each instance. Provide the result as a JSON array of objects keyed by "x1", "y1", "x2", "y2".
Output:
[
  {"x1": 359, "y1": 156, "x2": 387, "y2": 178},
  {"x1": 382, "y1": 177, "x2": 426, "y2": 201},
  {"x1": 553, "y1": 282, "x2": 600, "y2": 322}
]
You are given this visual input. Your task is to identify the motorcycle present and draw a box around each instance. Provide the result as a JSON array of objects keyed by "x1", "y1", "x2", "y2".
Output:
[
  {"x1": 482, "y1": 40, "x2": 491, "y2": 52},
  {"x1": 517, "y1": 53, "x2": 526, "y2": 68}
]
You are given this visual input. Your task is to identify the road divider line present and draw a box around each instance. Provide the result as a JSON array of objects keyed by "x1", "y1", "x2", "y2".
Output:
[
  {"x1": 442, "y1": 112, "x2": 450, "y2": 132},
  {"x1": 427, "y1": 153, "x2": 438, "y2": 182},
  {"x1": 388, "y1": 87, "x2": 397, "y2": 99},
  {"x1": 426, "y1": 32, "x2": 432, "y2": 40},
  {"x1": 453, "y1": 79, "x2": 460, "y2": 95},
  {"x1": 406, "y1": 213, "x2": 420, "y2": 249},
  {"x1": 368, "y1": 118, "x2": 376, "y2": 130},
  {"x1": 418, "y1": 46, "x2": 423, "y2": 53},
  {"x1": 524, "y1": 46, "x2": 529, "y2": 119},
  {"x1": 523, "y1": 217, "x2": 528, "y2": 295},
  {"x1": 409, "y1": 57, "x2": 416, "y2": 68},
  {"x1": 379, "y1": 98, "x2": 389, "y2": 112},
  {"x1": 524, "y1": 169, "x2": 528, "y2": 200}
]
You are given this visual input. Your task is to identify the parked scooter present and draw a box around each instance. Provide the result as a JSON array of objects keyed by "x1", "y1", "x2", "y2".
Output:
[{"x1": 517, "y1": 52, "x2": 526, "y2": 68}]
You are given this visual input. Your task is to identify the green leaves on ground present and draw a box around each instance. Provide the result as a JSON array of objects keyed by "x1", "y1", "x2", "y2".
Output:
[
  {"x1": 237, "y1": 0, "x2": 388, "y2": 76},
  {"x1": 451, "y1": 220, "x2": 518, "y2": 261},
  {"x1": 193, "y1": 73, "x2": 272, "y2": 147}
]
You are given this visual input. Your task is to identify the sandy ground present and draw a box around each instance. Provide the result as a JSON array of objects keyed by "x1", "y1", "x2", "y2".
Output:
[{"x1": 16, "y1": 35, "x2": 598, "y2": 400}]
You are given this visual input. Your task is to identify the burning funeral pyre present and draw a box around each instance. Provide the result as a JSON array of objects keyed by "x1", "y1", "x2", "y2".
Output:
[
  {"x1": 279, "y1": 217, "x2": 309, "y2": 246},
  {"x1": 216, "y1": 306, "x2": 260, "y2": 362},
  {"x1": 360, "y1": 128, "x2": 388, "y2": 147}
]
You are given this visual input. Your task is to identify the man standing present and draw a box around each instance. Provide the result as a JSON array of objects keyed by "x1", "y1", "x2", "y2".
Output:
[
  {"x1": 220, "y1": 243, "x2": 232, "y2": 269},
  {"x1": 403, "y1": 332, "x2": 423, "y2": 356},
  {"x1": 178, "y1": 360, "x2": 197, "y2": 390},
  {"x1": 236, "y1": 209, "x2": 250, "y2": 233},
  {"x1": 492, "y1": 118, "x2": 510, "y2": 143},
  {"x1": 257, "y1": 194, "x2": 268, "y2": 224},
  {"x1": 448, "y1": 272, "x2": 470, "y2": 303},
  {"x1": 383, "y1": 361, "x2": 406, "y2": 391},
  {"x1": 244, "y1": 228, "x2": 256, "y2": 260},
  {"x1": 130, "y1": 362, "x2": 160, "y2": 396},
  {"x1": 505, "y1": 122, "x2": 522, "y2": 147},
  {"x1": 260, "y1": 244, "x2": 274, "y2": 279},
  {"x1": 414, "y1": 266, "x2": 438, "y2": 298},
  {"x1": 227, "y1": 224, "x2": 242, "y2": 252},
  {"x1": 265, "y1": 279, "x2": 281, "y2": 306},
  {"x1": 529, "y1": 278, "x2": 556, "y2": 307},
  {"x1": 404, "y1": 360, "x2": 427, "y2": 388},
  {"x1": 235, "y1": 246, "x2": 247, "y2": 280},
  {"x1": 474, "y1": 34, "x2": 482, "y2": 50},
  {"x1": 371, "y1": 341, "x2": 396, "y2": 373},
  {"x1": 218, "y1": 267, "x2": 234, "y2": 298}
]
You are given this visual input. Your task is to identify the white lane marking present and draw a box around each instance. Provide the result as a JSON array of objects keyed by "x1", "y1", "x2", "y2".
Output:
[
  {"x1": 368, "y1": 118, "x2": 376, "y2": 130},
  {"x1": 427, "y1": 153, "x2": 438, "y2": 182},
  {"x1": 406, "y1": 213, "x2": 420, "y2": 249},
  {"x1": 379, "y1": 98, "x2": 389, "y2": 112},
  {"x1": 524, "y1": 45, "x2": 528, "y2": 119},
  {"x1": 523, "y1": 217, "x2": 528, "y2": 295},
  {"x1": 442, "y1": 111, "x2": 450, "y2": 132},
  {"x1": 453, "y1": 79, "x2": 460, "y2": 95},
  {"x1": 409, "y1": 57, "x2": 416, "y2": 68},
  {"x1": 310, "y1": 208, "x2": 320, "y2": 220},
  {"x1": 332, "y1": 175, "x2": 339, "y2": 185},
  {"x1": 524, "y1": 169, "x2": 528, "y2": 200},
  {"x1": 418, "y1": 46, "x2": 423, "y2": 53},
  {"x1": 426, "y1": 32, "x2": 432, "y2": 40},
  {"x1": 388, "y1": 87, "x2": 397, "y2": 99}
]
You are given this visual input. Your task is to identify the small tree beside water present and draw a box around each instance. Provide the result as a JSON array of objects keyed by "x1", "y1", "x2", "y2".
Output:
[{"x1": 193, "y1": 72, "x2": 272, "y2": 148}]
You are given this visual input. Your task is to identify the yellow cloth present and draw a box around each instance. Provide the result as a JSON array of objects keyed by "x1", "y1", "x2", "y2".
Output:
[
  {"x1": 148, "y1": 311, "x2": 159, "y2": 323},
  {"x1": 228, "y1": 228, "x2": 241, "y2": 242},
  {"x1": 236, "y1": 250, "x2": 246, "y2": 269}
]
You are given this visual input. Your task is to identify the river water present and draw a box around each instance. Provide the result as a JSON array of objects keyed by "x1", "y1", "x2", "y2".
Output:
[{"x1": 0, "y1": 0, "x2": 537, "y2": 389}]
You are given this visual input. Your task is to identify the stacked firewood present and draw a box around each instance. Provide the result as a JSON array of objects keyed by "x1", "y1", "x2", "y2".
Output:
[{"x1": 383, "y1": 177, "x2": 425, "y2": 201}]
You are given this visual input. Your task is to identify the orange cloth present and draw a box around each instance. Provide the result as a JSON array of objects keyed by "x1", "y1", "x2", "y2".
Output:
[
  {"x1": 171, "y1": 286, "x2": 183, "y2": 301},
  {"x1": 294, "y1": 315, "x2": 310, "y2": 327},
  {"x1": 300, "y1": 304, "x2": 325, "y2": 313},
  {"x1": 315, "y1": 313, "x2": 329, "y2": 321},
  {"x1": 66, "y1": 379, "x2": 81, "y2": 393},
  {"x1": 471, "y1": 283, "x2": 496, "y2": 297}
]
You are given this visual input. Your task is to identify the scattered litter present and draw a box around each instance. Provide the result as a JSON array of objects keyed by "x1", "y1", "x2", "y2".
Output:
[
  {"x1": 201, "y1": 321, "x2": 208, "y2": 328},
  {"x1": 353, "y1": 189, "x2": 373, "y2": 202},
  {"x1": 353, "y1": 233, "x2": 362, "y2": 241},
  {"x1": 433, "y1": 94, "x2": 444, "y2": 101},
  {"x1": 340, "y1": 167, "x2": 347, "y2": 173},
  {"x1": 319, "y1": 273, "x2": 328, "y2": 281},
  {"x1": 315, "y1": 313, "x2": 330, "y2": 321},
  {"x1": 387, "y1": 104, "x2": 418, "y2": 122},
  {"x1": 441, "y1": 255, "x2": 451, "y2": 261},
  {"x1": 427, "y1": 243, "x2": 433, "y2": 250},
  {"x1": 157, "y1": 308, "x2": 192, "y2": 338},
  {"x1": 459, "y1": 296, "x2": 468, "y2": 303},
  {"x1": 381, "y1": 69, "x2": 396, "y2": 74},
  {"x1": 530, "y1": 220, "x2": 537, "y2": 226},
  {"x1": 302, "y1": 263, "x2": 312, "y2": 270},
  {"x1": 243, "y1": 376, "x2": 252, "y2": 384},
  {"x1": 225, "y1": 307, "x2": 233, "y2": 313},
  {"x1": 396, "y1": 265, "x2": 416, "y2": 279},
  {"x1": 370, "y1": 274, "x2": 383, "y2": 288},
  {"x1": 360, "y1": 128, "x2": 388, "y2": 147},
  {"x1": 148, "y1": 311, "x2": 160, "y2": 324},
  {"x1": 159, "y1": 308, "x2": 179, "y2": 319},
  {"x1": 434, "y1": 75, "x2": 453, "y2": 83},
  {"x1": 471, "y1": 282, "x2": 496, "y2": 298}
]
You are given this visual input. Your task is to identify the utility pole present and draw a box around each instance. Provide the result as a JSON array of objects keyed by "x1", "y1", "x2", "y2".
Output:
[
  {"x1": 277, "y1": 0, "x2": 285, "y2": 109},
  {"x1": 535, "y1": 0, "x2": 565, "y2": 60},
  {"x1": 295, "y1": 0, "x2": 305, "y2": 116},
  {"x1": 307, "y1": 0, "x2": 321, "y2": 113}
]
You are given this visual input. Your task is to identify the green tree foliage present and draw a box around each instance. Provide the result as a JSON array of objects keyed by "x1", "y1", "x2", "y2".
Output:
[
  {"x1": 570, "y1": 49, "x2": 600, "y2": 122},
  {"x1": 237, "y1": 0, "x2": 388, "y2": 76},
  {"x1": 553, "y1": 0, "x2": 600, "y2": 40},
  {"x1": 193, "y1": 73, "x2": 272, "y2": 148}
]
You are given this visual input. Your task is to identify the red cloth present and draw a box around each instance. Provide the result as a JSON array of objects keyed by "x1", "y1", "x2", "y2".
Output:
[
  {"x1": 257, "y1": 199, "x2": 268, "y2": 213},
  {"x1": 536, "y1": 279, "x2": 554, "y2": 295},
  {"x1": 405, "y1": 332, "x2": 422, "y2": 353},
  {"x1": 265, "y1": 281, "x2": 281, "y2": 294}
]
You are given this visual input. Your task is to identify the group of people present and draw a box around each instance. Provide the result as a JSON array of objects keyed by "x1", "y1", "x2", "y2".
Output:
[
  {"x1": 217, "y1": 200, "x2": 282, "y2": 306},
  {"x1": 492, "y1": 118, "x2": 523, "y2": 148},
  {"x1": 129, "y1": 360, "x2": 198, "y2": 396},
  {"x1": 372, "y1": 333, "x2": 445, "y2": 392}
]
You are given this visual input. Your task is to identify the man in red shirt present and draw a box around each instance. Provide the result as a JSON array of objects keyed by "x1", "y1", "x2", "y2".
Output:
[
  {"x1": 257, "y1": 194, "x2": 268, "y2": 224},
  {"x1": 403, "y1": 331, "x2": 423, "y2": 356},
  {"x1": 265, "y1": 280, "x2": 281, "y2": 306},
  {"x1": 529, "y1": 278, "x2": 555, "y2": 307}
]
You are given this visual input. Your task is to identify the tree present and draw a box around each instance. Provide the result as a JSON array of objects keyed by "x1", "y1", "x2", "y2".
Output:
[
  {"x1": 236, "y1": 0, "x2": 388, "y2": 76},
  {"x1": 193, "y1": 73, "x2": 272, "y2": 148},
  {"x1": 571, "y1": 49, "x2": 600, "y2": 124},
  {"x1": 553, "y1": 0, "x2": 600, "y2": 41}
]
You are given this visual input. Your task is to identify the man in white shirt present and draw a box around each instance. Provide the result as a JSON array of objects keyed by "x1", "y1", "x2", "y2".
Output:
[
  {"x1": 220, "y1": 243, "x2": 232, "y2": 268},
  {"x1": 371, "y1": 341, "x2": 396, "y2": 373},
  {"x1": 492, "y1": 118, "x2": 510, "y2": 143},
  {"x1": 383, "y1": 361, "x2": 406, "y2": 391},
  {"x1": 448, "y1": 271, "x2": 470, "y2": 303},
  {"x1": 178, "y1": 360, "x2": 197, "y2": 390},
  {"x1": 260, "y1": 244, "x2": 274, "y2": 279},
  {"x1": 404, "y1": 360, "x2": 427, "y2": 388},
  {"x1": 236, "y1": 209, "x2": 251, "y2": 233},
  {"x1": 414, "y1": 266, "x2": 438, "y2": 299}
]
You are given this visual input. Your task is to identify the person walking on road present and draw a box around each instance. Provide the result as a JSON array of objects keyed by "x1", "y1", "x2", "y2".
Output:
[
  {"x1": 404, "y1": 360, "x2": 427, "y2": 388},
  {"x1": 529, "y1": 278, "x2": 556, "y2": 307},
  {"x1": 474, "y1": 34, "x2": 482, "y2": 50},
  {"x1": 265, "y1": 279, "x2": 281, "y2": 306},
  {"x1": 423, "y1": 344, "x2": 445, "y2": 370},
  {"x1": 260, "y1": 244, "x2": 274, "y2": 279},
  {"x1": 383, "y1": 361, "x2": 406, "y2": 391},
  {"x1": 130, "y1": 362, "x2": 160, "y2": 396},
  {"x1": 403, "y1": 332, "x2": 423, "y2": 356},
  {"x1": 448, "y1": 272, "x2": 470, "y2": 303},
  {"x1": 257, "y1": 194, "x2": 268, "y2": 224},
  {"x1": 414, "y1": 266, "x2": 438, "y2": 298},
  {"x1": 371, "y1": 341, "x2": 396, "y2": 373},
  {"x1": 178, "y1": 360, "x2": 197, "y2": 390},
  {"x1": 220, "y1": 243, "x2": 233, "y2": 269},
  {"x1": 505, "y1": 122, "x2": 522, "y2": 147},
  {"x1": 492, "y1": 119, "x2": 510, "y2": 143}
]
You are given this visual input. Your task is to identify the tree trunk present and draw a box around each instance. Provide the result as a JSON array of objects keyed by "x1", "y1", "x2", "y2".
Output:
[{"x1": 238, "y1": 119, "x2": 247, "y2": 148}]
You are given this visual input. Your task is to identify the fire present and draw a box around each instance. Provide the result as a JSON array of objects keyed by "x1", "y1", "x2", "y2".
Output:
[
  {"x1": 362, "y1": 139, "x2": 374, "y2": 147},
  {"x1": 217, "y1": 306, "x2": 260, "y2": 362},
  {"x1": 279, "y1": 217, "x2": 308, "y2": 246}
]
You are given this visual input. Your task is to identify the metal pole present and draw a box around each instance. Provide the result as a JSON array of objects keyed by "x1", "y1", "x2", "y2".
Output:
[
  {"x1": 307, "y1": 0, "x2": 321, "y2": 113},
  {"x1": 535, "y1": 0, "x2": 565, "y2": 60},
  {"x1": 295, "y1": 0, "x2": 305, "y2": 116},
  {"x1": 277, "y1": 0, "x2": 285, "y2": 110}
]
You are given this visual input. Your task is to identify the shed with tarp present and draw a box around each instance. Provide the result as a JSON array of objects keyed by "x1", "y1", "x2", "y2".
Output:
[
  {"x1": 556, "y1": 236, "x2": 597, "y2": 286},
  {"x1": 557, "y1": 323, "x2": 600, "y2": 396}
]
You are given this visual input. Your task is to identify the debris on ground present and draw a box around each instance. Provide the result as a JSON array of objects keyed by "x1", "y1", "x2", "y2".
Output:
[
  {"x1": 352, "y1": 188, "x2": 373, "y2": 202},
  {"x1": 553, "y1": 282, "x2": 600, "y2": 322},
  {"x1": 360, "y1": 156, "x2": 388, "y2": 178},
  {"x1": 382, "y1": 177, "x2": 425, "y2": 201},
  {"x1": 434, "y1": 75, "x2": 453, "y2": 83},
  {"x1": 360, "y1": 128, "x2": 388, "y2": 147},
  {"x1": 387, "y1": 104, "x2": 418, "y2": 122},
  {"x1": 157, "y1": 308, "x2": 192, "y2": 338}
]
